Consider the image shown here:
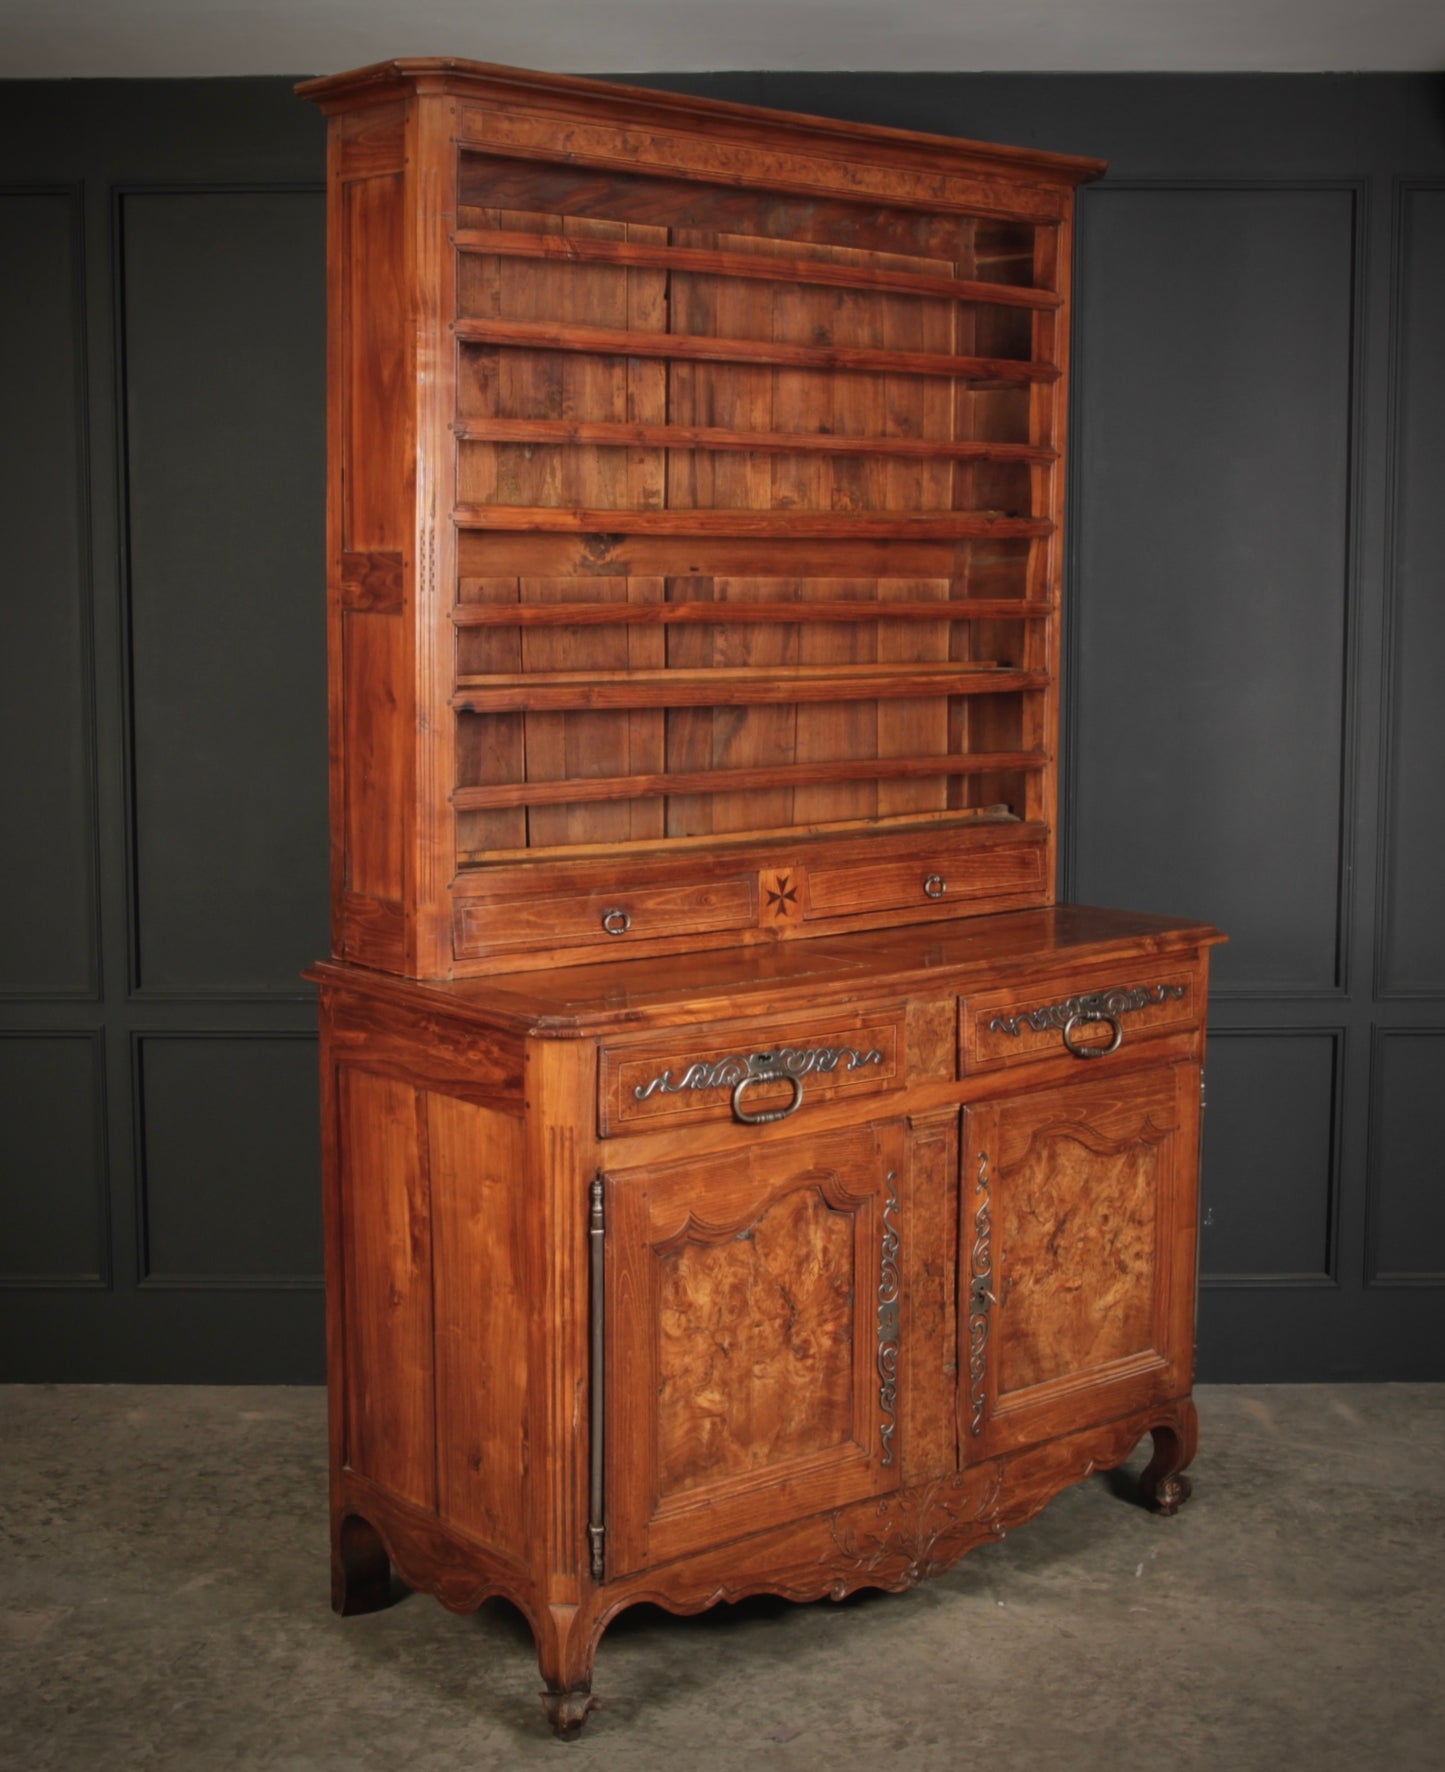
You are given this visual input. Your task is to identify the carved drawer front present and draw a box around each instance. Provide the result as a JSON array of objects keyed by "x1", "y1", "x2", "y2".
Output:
[
  {"x1": 960, "y1": 960, "x2": 1201, "y2": 1075},
  {"x1": 599, "y1": 1009, "x2": 903, "y2": 1137},
  {"x1": 453, "y1": 873, "x2": 757, "y2": 958},
  {"x1": 804, "y1": 834, "x2": 1046, "y2": 922}
]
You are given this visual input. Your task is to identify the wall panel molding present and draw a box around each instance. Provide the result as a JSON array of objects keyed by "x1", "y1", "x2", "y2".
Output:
[
  {"x1": 1366, "y1": 1028, "x2": 1445, "y2": 1286},
  {"x1": 132, "y1": 1030, "x2": 323, "y2": 1290},
  {"x1": 1198, "y1": 1026, "x2": 1343, "y2": 1287},
  {"x1": 0, "y1": 184, "x2": 102, "y2": 1002},
  {"x1": 1069, "y1": 179, "x2": 1361, "y2": 1002},
  {"x1": 1376, "y1": 181, "x2": 1445, "y2": 999},
  {"x1": 0, "y1": 1029, "x2": 109, "y2": 1287},
  {"x1": 115, "y1": 183, "x2": 328, "y2": 1003}
]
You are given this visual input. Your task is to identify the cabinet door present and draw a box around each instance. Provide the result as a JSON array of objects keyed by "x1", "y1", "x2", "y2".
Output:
[
  {"x1": 603, "y1": 1122, "x2": 905, "y2": 1578},
  {"x1": 961, "y1": 1064, "x2": 1199, "y2": 1459}
]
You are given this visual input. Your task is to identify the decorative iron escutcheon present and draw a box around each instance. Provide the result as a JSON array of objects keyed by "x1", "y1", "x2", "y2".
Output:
[
  {"x1": 877, "y1": 1171, "x2": 901, "y2": 1467},
  {"x1": 967, "y1": 1150, "x2": 994, "y2": 1438},
  {"x1": 988, "y1": 982, "x2": 1186, "y2": 1060},
  {"x1": 634, "y1": 1043, "x2": 886, "y2": 1125}
]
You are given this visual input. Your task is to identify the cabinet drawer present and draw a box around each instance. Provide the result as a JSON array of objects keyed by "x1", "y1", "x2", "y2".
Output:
[
  {"x1": 961, "y1": 962, "x2": 1202, "y2": 1075},
  {"x1": 805, "y1": 837, "x2": 1045, "y2": 921},
  {"x1": 454, "y1": 873, "x2": 758, "y2": 958},
  {"x1": 600, "y1": 1010, "x2": 903, "y2": 1136}
]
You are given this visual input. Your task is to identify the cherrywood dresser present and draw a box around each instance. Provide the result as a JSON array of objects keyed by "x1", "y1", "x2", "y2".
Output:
[{"x1": 298, "y1": 58, "x2": 1224, "y2": 1737}]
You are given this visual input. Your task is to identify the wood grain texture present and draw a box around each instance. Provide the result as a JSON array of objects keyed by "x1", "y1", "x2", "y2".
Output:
[
  {"x1": 655, "y1": 1186, "x2": 857, "y2": 1495},
  {"x1": 964, "y1": 1064, "x2": 1200, "y2": 1460},
  {"x1": 604, "y1": 1123, "x2": 905, "y2": 1576},
  {"x1": 452, "y1": 228, "x2": 1066, "y2": 309},
  {"x1": 431, "y1": 1095, "x2": 528, "y2": 1557},
  {"x1": 996, "y1": 1113, "x2": 1161, "y2": 1392},
  {"x1": 337, "y1": 1065, "x2": 435, "y2": 1511}
]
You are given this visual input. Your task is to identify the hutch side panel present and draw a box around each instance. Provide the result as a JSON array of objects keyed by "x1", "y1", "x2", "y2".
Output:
[{"x1": 326, "y1": 105, "x2": 417, "y2": 974}]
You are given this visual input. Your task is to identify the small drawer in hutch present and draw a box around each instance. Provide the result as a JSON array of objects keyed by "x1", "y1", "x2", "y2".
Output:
[
  {"x1": 454, "y1": 873, "x2": 758, "y2": 959},
  {"x1": 599, "y1": 1010, "x2": 904, "y2": 1137},
  {"x1": 804, "y1": 830, "x2": 1046, "y2": 922},
  {"x1": 960, "y1": 961, "x2": 1203, "y2": 1075}
]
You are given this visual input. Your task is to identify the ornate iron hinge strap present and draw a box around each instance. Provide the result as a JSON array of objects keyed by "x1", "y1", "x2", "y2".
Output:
[
  {"x1": 967, "y1": 1150, "x2": 994, "y2": 1438},
  {"x1": 587, "y1": 1176, "x2": 606, "y2": 1584},
  {"x1": 987, "y1": 981, "x2": 1186, "y2": 1038},
  {"x1": 877, "y1": 1171, "x2": 901, "y2": 1467}
]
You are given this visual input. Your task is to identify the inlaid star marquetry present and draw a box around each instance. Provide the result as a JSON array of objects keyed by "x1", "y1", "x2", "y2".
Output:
[{"x1": 763, "y1": 871, "x2": 801, "y2": 921}]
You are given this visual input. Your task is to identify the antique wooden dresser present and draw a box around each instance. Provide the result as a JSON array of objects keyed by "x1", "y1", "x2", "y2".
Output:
[{"x1": 298, "y1": 58, "x2": 1224, "y2": 1737}]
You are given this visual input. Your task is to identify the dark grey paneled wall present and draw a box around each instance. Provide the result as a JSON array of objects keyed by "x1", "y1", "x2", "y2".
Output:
[
  {"x1": 1, "y1": 73, "x2": 1442, "y2": 1380},
  {"x1": 0, "y1": 82, "x2": 328, "y2": 1377}
]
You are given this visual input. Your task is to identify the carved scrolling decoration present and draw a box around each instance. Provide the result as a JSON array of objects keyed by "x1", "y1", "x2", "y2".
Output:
[
  {"x1": 967, "y1": 1149, "x2": 994, "y2": 1438},
  {"x1": 987, "y1": 981, "x2": 1185, "y2": 1039},
  {"x1": 634, "y1": 1044, "x2": 885, "y2": 1101},
  {"x1": 828, "y1": 1467, "x2": 1006, "y2": 1587},
  {"x1": 876, "y1": 1171, "x2": 901, "y2": 1467}
]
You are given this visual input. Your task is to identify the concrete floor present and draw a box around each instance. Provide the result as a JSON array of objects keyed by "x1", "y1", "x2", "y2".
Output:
[{"x1": 2, "y1": 1385, "x2": 1441, "y2": 1772}]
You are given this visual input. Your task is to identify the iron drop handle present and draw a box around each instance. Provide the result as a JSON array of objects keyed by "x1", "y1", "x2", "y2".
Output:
[
  {"x1": 1061, "y1": 1010, "x2": 1124, "y2": 1058},
  {"x1": 730, "y1": 1070, "x2": 805, "y2": 1124}
]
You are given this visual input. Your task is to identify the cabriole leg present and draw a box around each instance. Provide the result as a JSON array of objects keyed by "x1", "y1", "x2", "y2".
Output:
[
  {"x1": 1140, "y1": 1398, "x2": 1200, "y2": 1516},
  {"x1": 537, "y1": 1603, "x2": 603, "y2": 1740}
]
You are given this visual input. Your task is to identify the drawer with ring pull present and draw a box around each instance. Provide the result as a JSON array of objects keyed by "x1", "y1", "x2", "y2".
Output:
[
  {"x1": 599, "y1": 1008, "x2": 904, "y2": 1137},
  {"x1": 959, "y1": 962, "x2": 1203, "y2": 1077}
]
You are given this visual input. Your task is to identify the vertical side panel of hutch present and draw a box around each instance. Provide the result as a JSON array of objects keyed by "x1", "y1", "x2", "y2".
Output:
[
  {"x1": 329, "y1": 104, "x2": 413, "y2": 971},
  {"x1": 327, "y1": 98, "x2": 468, "y2": 978},
  {"x1": 1027, "y1": 214, "x2": 1071, "y2": 865}
]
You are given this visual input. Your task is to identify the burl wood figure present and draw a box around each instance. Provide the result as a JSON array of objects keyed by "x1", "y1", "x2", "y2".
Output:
[{"x1": 298, "y1": 57, "x2": 1223, "y2": 1737}]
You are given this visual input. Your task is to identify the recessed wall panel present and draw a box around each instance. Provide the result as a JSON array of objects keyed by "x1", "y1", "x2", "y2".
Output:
[
  {"x1": 0, "y1": 192, "x2": 95, "y2": 996},
  {"x1": 0, "y1": 1034, "x2": 104, "y2": 1282},
  {"x1": 1073, "y1": 188, "x2": 1354, "y2": 994},
  {"x1": 1381, "y1": 188, "x2": 1445, "y2": 994},
  {"x1": 138, "y1": 1035, "x2": 321, "y2": 1281},
  {"x1": 123, "y1": 191, "x2": 327, "y2": 994},
  {"x1": 1199, "y1": 1031, "x2": 1337, "y2": 1280},
  {"x1": 1369, "y1": 1033, "x2": 1445, "y2": 1283}
]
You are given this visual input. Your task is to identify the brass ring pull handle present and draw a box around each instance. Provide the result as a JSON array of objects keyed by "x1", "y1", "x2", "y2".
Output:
[
  {"x1": 731, "y1": 1071, "x2": 805, "y2": 1125},
  {"x1": 923, "y1": 873, "x2": 948, "y2": 900},
  {"x1": 1061, "y1": 1011, "x2": 1123, "y2": 1059},
  {"x1": 600, "y1": 907, "x2": 631, "y2": 936}
]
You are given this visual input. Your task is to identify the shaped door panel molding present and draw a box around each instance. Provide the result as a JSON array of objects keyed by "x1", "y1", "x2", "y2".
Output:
[{"x1": 602, "y1": 1121, "x2": 906, "y2": 1577}]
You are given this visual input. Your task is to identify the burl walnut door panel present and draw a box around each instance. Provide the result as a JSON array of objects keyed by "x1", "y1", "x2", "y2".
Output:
[
  {"x1": 602, "y1": 1122, "x2": 905, "y2": 1578},
  {"x1": 961, "y1": 1064, "x2": 1199, "y2": 1459}
]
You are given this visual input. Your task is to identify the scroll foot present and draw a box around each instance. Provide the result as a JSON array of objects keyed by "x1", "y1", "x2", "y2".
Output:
[
  {"x1": 541, "y1": 1688, "x2": 600, "y2": 1741},
  {"x1": 1139, "y1": 1400, "x2": 1200, "y2": 1516}
]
